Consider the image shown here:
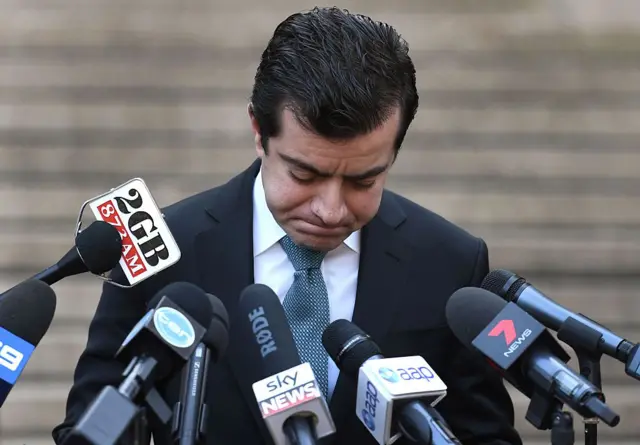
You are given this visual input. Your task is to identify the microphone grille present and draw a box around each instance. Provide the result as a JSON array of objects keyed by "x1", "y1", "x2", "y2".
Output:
[
  {"x1": 481, "y1": 269, "x2": 526, "y2": 302},
  {"x1": 75, "y1": 221, "x2": 123, "y2": 274},
  {"x1": 322, "y1": 319, "x2": 382, "y2": 378}
]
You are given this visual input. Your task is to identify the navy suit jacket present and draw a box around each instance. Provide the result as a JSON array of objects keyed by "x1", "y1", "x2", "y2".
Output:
[{"x1": 53, "y1": 160, "x2": 522, "y2": 445}]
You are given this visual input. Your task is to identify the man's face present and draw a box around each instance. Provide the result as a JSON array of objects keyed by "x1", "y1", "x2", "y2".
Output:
[{"x1": 250, "y1": 107, "x2": 400, "y2": 252}]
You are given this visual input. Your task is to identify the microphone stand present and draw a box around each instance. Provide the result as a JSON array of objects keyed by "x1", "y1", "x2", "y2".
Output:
[
  {"x1": 551, "y1": 411, "x2": 574, "y2": 445},
  {"x1": 557, "y1": 317, "x2": 605, "y2": 445}
]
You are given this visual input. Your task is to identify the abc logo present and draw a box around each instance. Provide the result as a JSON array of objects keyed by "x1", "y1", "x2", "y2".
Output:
[
  {"x1": 153, "y1": 307, "x2": 195, "y2": 348},
  {"x1": 378, "y1": 367, "x2": 400, "y2": 383},
  {"x1": 378, "y1": 365, "x2": 435, "y2": 383}
]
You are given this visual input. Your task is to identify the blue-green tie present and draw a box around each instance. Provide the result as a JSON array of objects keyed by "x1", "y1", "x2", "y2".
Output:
[{"x1": 279, "y1": 235, "x2": 330, "y2": 398}]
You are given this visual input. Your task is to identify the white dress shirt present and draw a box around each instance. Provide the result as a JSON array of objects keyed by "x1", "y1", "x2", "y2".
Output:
[{"x1": 252, "y1": 169, "x2": 360, "y2": 399}]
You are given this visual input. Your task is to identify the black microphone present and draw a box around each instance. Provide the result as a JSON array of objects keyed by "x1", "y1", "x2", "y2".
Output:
[
  {"x1": 65, "y1": 282, "x2": 224, "y2": 445},
  {"x1": 172, "y1": 293, "x2": 230, "y2": 445},
  {"x1": 233, "y1": 283, "x2": 335, "y2": 445},
  {"x1": 323, "y1": 320, "x2": 458, "y2": 445},
  {"x1": 445, "y1": 287, "x2": 620, "y2": 428},
  {"x1": 482, "y1": 269, "x2": 640, "y2": 381},
  {"x1": 30, "y1": 220, "x2": 123, "y2": 285},
  {"x1": 0, "y1": 279, "x2": 56, "y2": 406}
]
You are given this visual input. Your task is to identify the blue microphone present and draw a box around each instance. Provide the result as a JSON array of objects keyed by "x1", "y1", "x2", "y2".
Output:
[{"x1": 0, "y1": 279, "x2": 57, "y2": 406}]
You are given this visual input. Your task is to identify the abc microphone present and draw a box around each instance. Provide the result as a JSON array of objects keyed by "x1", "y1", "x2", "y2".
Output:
[
  {"x1": 65, "y1": 282, "x2": 228, "y2": 445},
  {"x1": 0, "y1": 279, "x2": 57, "y2": 407},
  {"x1": 233, "y1": 283, "x2": 335, "y2": 445},
  {"x1": 445, "y1": 287, "x2": 620, "y2": 428},
  {"x1": 172, "y1": 293, "x2": 230, "y2": 445},
  {"x1": 322, "y1": 320, "x2": 456, "y2": 445},
  {"x1": 29, "y1": 220, "x2": 123, "y2": 286},
  {"x1": 482, "y1": 269, "x2": 640, "y2": 381}
]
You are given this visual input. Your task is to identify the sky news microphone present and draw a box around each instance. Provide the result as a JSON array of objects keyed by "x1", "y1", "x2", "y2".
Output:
[
  {"x1": 323, "y1": 319, "x2": 455, "y2": 445},
  {"x1": 445, "y1": 287, "x2": 620, "y2": 427},
  {"x1": 172, "y1": 293, "x2": 230, "y2": 445},
  {"x1": 0, "y1": 279, "x2": 56, "y2": 407},
  {"x1": 28, "y1": 220, "x2": 123, "y2": 286},
  {"x1": 65, "y1": 282, "x2": 225, "y2": 445},
  {"x1": 233, "y1": 283, "x2": 335, "y2": 445},
  {"x1": 482, "y1": 269, "x2": 640, "y2": 381}
]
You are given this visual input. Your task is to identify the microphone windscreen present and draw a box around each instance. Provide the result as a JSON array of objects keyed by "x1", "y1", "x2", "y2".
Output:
[
  {"x1": 148, "y1": 282, "x2": 214, "y2": 331},
  {"x1": 0, "y1": 279, "x2": 57, "y2": 346},
  {"x1": 202, "y1": 293, "x2": 229, "y2": 361},
  {"x1": 445, "y1": 287, "x2": 507, "y2": 348},
  {"x1": 322, "y1": 319, "x2": 381, "y2": 377},
  {"x1": 75, "y1": 221, "x2": 123, "y2": 274},
  {"x1": 235, "y1": 283, "x2": 300, "y2": 378}
]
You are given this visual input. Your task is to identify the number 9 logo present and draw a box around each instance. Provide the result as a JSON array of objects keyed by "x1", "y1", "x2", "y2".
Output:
[{"x1": 0, "y1": 344, "x2": 24, "y2": 372}]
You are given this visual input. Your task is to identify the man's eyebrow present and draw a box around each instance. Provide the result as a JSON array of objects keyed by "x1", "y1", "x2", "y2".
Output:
[{"x1": 279, "y1": 153, "x2": 389, "y2": 181}]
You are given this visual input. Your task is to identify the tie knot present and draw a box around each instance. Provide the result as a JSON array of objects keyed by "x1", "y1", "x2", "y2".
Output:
[{"x1": 279, "y1": 235, "x2": 327, "y2": 271}]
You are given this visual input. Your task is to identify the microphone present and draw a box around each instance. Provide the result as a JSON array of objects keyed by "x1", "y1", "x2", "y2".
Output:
[
  {"x1": 233, "y1": 283, "x2": 335, "y2": 445},
  {"x1": 482, "y1": 269, "x2": 640, "y2": 381},
  {"x1": 322, "y1": 319, "x2": 456, "y2": 445},
  {"x1": 65, "y1": 282, "x2": 227, "y2": 445},
  {"x1": 29, "y1": 220, "x2": 123, "y2": 286},
  {"x1": 445, "y1": 287, "x2": 620, "y2": 428},
  {"x1": 0, "y1": 279, "x2": 56, "y2": 406},
  {"x1": 172, "y1": 293, "x2": 230, "y2": 445}
]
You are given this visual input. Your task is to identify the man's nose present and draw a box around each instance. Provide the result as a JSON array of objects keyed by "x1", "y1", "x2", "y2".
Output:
[{"x1": 313, "y1": 183, "x2": 348, "y2": 226}]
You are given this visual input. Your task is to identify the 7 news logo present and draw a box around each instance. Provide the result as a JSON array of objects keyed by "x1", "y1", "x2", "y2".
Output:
[
  {"x1": 472, "y1": 302, "x2": 545, "y2": 370},
  {"x1": 488, "y1": 319, "x2": 533, "y2": 358}
]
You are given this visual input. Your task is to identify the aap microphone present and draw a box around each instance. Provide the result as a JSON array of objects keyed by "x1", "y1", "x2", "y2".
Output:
[
  {"x1": 323, "y1": 320, "x2": 457, "y2": 445},
  {"x1": 482, "y1": 269, "x2": 640, "y2": 382},
  {"x1": 0, "y1": 279, "x2": 57, "y2": 407},
  {"x1": 233, "y1": 283, "x2": 335, "y2": 445},
  {"x1": 446, "y1": 287, "x2": 620, "y2": 429}
]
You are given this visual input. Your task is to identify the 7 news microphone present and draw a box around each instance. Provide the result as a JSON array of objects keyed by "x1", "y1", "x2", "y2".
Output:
[
  {"x1": 445, "y1": 287, "x2": 620, "y2": 428},
  {"x1": 0, "y1": 279, "x2": 57, "y2": 407},
  {"x1": 232, "y1": 283, "x2": 336, "y2": 445},
  {"x1": 64, "y1": 282, "x2": 229, "y2": 445},
  {"x1": 482, "y1": 269, "x2": 640, "y2": 381},
  {"x1": 323, "y1": 320, "x2": 458, "y2": 445},
  {"x1": 172, "y1": 293, "x2": 230, "y2": 445}
]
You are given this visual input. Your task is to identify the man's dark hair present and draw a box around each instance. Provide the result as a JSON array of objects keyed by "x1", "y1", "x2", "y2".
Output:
[{"x1": 250, "y1": 7, "x2": 419, "y2": 154}]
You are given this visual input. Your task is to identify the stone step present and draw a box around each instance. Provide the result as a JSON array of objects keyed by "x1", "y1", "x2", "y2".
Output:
[
  {"x1": 1, "y1": 184, "x2": 639, "y2": 227},
  {"x1": 0, "y1": 103, "x2": 637, "y2": 134},
  {"x1": 2, "y1": 381, "x2": 638, "y2": 439},
  {"x1": 3, "y1": 146, "x2": 640, "y2": 180},
  {"x1": 0, "y1": 0, "x2": 537, "y2": 14},
  {"x1": 2, "y1": 63, "x2": 639, "y2": 94},
  {"x1": 1, "y1": 9, "x2": 621, "y2": 53},
  {"x1": 2, "y1": 5, "x2": 639, "y2": 52}
]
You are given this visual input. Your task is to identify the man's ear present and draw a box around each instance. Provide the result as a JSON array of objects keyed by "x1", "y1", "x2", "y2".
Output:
[{"x1": 248, "y1": 103, "x2": 265, "y2": 157}]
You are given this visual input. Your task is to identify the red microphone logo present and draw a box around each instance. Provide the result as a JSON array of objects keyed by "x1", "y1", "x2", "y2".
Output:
[{"x1": 489, "y1": 320, "x2": 516, "y2": 345}]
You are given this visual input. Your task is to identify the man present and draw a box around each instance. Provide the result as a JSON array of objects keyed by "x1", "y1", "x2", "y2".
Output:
[{"x1": 54, "y1": 7, "x2": 521, "y2": 445}]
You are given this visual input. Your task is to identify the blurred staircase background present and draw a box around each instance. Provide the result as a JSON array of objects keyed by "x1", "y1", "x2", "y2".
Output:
[{"x1": 0, "y1": 0, "x2": 639, "y2": 443}]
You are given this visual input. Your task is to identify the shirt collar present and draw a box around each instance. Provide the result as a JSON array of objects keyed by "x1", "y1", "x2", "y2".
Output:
[{"x1": 252, "y1": 168, "x2": 360, "y2": 257}]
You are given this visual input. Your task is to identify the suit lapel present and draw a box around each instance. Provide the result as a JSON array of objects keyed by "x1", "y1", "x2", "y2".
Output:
[
  {"x1": 193, "y1": 160, "x2": 273, "y2": 441},
  {"x1": 327, "y1": 192, "x2": 411, "y2": 442}
]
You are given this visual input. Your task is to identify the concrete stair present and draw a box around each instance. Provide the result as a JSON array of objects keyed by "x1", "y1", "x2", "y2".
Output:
[{"x1": 1, "y1": 0, "x2": 639, "y2": 443}]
